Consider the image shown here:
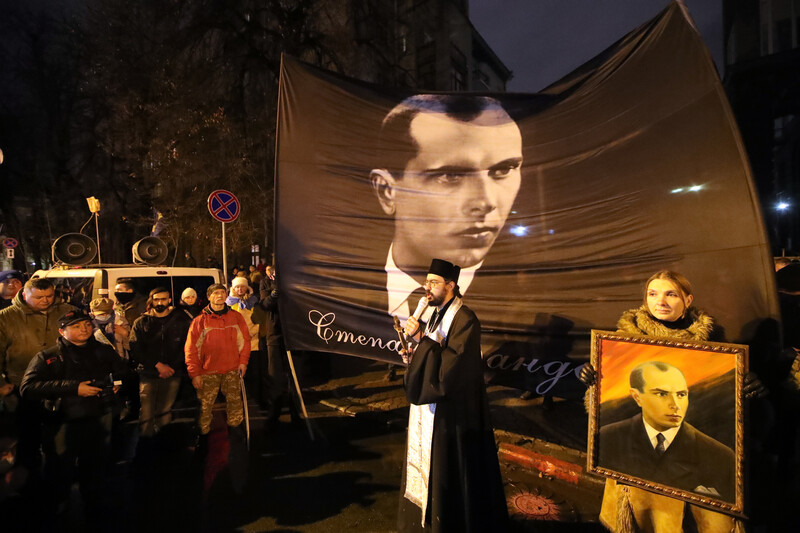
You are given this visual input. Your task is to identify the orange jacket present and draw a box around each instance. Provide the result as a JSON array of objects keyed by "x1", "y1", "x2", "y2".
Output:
[{"x1": 184, "y1": 306, "x2": 251, "y2": 378}]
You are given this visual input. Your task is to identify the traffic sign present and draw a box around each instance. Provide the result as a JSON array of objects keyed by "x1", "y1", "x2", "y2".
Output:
[
  {"x1": 207, "y1": 190, "x2": 241, "y2": 223},
  {"x1": 2, "y1": 238, "x2": 18, "y2": 249},
  {"x1": 5, "y1": 249, "x2": 13, "y2": 259}
]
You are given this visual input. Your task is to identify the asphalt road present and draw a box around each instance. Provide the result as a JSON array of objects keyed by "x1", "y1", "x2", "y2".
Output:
[
  {"x1": 5, "y1": 354, "x2": 606, "y2": 532},
  {"x1": 126, "y1": 404, "x2": 604, "y2": 533}
]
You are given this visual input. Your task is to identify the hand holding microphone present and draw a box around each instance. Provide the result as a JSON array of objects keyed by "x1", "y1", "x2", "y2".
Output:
[{"x1": 404, "y1": 295, "x2": 429, "y2": 340}]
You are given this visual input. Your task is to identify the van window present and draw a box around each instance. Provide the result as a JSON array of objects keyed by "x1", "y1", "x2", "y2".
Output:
[
  {"x1": 53, "y1": 278, "x2": 94, "y2": 310},
  {"x1": 137, "y1": 276, "x2": 216, "y2": 307},
  {"x1": 45, "y1": 274, "x2": 217, "y2": 310}
]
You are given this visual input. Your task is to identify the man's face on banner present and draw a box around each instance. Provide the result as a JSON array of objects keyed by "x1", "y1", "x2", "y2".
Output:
[{"x1": 374, "y1": 108, "x2": 522, "y2": 269}]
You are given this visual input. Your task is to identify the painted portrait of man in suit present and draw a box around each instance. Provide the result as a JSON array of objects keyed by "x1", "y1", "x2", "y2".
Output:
[{"x1": 598, "y1": 361, "x2": 735, "y2": 502}]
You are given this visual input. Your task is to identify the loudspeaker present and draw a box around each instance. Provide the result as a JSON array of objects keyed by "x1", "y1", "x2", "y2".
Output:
[
  {"x1": 52, "y1": 234, "x2": 97, "y2": 265},
  {"x1": 132, "y1": 237, "x2": 168, "y2": 265}
]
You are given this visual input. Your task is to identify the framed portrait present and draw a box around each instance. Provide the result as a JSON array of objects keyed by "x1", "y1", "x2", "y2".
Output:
[{"x1": 587, "y1": 330, "x2": 746, "y2": 515}]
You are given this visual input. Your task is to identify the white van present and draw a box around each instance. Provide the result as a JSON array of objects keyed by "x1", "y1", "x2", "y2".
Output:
[{"x1": 32, "y1": 265, "x2": 224, "y2": 309}]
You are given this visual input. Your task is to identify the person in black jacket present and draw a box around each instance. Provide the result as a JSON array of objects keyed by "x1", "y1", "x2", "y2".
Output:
[
  {"x1": 178, "y1": 287, "x2": 202, "y2": 318},
  {"x1": 20, "y1": 309, "x2": 128, "y2": 528},
  {"x1": 258, "y1": 266, "x2": 292, "y2": 426},
  {"x1": 129, "y1": 287, "x2": 193, "y2": 438}
]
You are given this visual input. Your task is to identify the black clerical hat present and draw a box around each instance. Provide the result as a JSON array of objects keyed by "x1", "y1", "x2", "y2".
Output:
[{"x1": 428, "y1": 259, "x2": 460, "y2": 283}]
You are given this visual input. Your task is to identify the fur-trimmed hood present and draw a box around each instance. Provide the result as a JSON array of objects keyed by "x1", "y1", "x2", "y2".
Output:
[{"x1": 616, "y1": 304, "x2": 720, "y2": 341}]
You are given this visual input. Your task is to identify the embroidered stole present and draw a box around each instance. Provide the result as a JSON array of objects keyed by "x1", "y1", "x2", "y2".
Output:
[{"x1": 404, "y1": 297, "x2": 463, "y2": 525}]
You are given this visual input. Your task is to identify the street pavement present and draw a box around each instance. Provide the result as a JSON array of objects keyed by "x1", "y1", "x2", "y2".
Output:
[{"x1": 41, "y1": 353, "x2": 606, "y2": 532}]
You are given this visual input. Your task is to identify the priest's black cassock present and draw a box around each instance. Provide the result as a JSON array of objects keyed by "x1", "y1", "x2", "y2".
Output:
[{"x1": 398, "y1": 301, "x2": 508, "y2": 532}]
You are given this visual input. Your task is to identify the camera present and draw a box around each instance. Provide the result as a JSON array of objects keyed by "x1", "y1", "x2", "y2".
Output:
[{"x1": 90, "y1": 374, "x2": 117, "y2": 401}]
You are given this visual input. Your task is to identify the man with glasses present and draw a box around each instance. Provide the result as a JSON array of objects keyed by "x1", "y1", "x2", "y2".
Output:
[{"x1": 397, "y1": 258, "x2": 507, "y2": 532}]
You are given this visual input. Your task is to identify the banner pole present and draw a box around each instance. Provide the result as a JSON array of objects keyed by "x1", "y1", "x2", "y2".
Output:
[
  {"x1": 286, "y1": 349, "x2": 314, "y2": 441},
  {"x1": 222, "y1": 221, "x2": 228, "y2": 283},
  {"x1": 95, "y1": 213, "x2": 102, "y2": 264}
]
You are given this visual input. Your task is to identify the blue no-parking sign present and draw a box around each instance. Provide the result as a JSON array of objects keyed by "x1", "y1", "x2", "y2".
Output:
[{"x1": 207, "y1": 190, "x2": 240, "y2": 223}]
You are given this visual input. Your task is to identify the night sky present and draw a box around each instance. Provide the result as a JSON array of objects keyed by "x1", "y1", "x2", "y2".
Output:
[{"x1": 469, "y1": 0, "x2": 723, "y2": 93}]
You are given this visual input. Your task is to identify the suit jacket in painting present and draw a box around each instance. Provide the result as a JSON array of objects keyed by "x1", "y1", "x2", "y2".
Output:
[{"x1": 598, "y1": 413, "x2": 735, "y2": 502}]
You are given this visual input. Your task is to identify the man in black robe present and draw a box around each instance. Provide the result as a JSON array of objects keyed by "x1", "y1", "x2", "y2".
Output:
[{"x1": 398, "y1": 258, "x2": 507, "y2": 532}]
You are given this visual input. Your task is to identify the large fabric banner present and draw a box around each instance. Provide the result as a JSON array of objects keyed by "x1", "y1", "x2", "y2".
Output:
[{"x1": 275, "y1": 3, "x2": 778, "y2": 400}]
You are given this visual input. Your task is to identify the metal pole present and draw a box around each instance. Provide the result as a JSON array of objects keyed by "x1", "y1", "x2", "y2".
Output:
[
  {"x1": 286, "y1": 349, "x2": 314, "y2": 441},
  {"x1": 222, "y1": 221, "x2": 228, "y2": 283},
  {"x1": 95, "y1": 213, "x2": 102, "y2": 264}
]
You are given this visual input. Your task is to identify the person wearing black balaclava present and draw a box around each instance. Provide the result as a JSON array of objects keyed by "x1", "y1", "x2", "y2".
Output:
[
  {"x1": 113, "y1": 279, "x2": 147, "y2": 328},
  {"x1": 113, "y1": 280, "x2": 147, "y2": 423},
  {"x1": 129, "y1": 288, "x2": 192, "y2": 439}
]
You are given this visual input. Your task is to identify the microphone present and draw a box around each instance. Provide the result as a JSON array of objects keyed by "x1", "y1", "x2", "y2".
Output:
[
  {"x1": 404, "y1": 295, "x2": 429, "y2": 343},
  {"x1": 411, "y1": 295, "x2": 429, "y2": 322}
]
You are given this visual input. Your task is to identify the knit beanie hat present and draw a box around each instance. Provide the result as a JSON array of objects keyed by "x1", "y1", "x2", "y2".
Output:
[
  {"x1": 181, "y1": 287, "x2": 197, "y2": 300},
  {"x1": 232, "y1": 277, "x2": 249, "y2": 288}
]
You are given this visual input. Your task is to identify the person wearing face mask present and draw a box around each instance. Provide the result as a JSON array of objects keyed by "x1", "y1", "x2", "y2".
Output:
[
  {"x1": 128, "y1": 288, "x2": 193, "y2": 439},
  {"x1": 90, "y1": 297, "x2": 126, "y2": 358},
  {"x1": 112, "y1": 280, "x2": 147, "y2": 330},
  {"x1": 111, "y1": 280, "x2": 146, "y2": 422}
]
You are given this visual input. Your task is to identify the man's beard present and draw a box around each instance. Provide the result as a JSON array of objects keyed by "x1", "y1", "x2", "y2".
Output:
[
  {"x1": 153, "y1": 304, "x2": 168, "y2": 313},
  {"x1": 427, "y1": 292, "x2": 445, "y2": 307}
]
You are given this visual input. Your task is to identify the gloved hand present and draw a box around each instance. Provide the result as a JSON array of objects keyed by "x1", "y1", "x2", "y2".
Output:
[
  {"x1": 743, "y1": 372, "x2": 768, "y2": 399},
  {"x1": 578, "y1": 363, "x2": 597, "y2": 387}
]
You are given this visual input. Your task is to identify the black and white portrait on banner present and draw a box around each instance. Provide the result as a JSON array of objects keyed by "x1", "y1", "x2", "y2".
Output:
[{"x1": 274, "y1": 3, "x2": 779, "y2": 428}]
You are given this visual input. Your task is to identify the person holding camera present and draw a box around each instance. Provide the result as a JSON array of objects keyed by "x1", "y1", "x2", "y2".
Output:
[{"x1": 19, "y1": 309, "x2": 128, "y2": 529}]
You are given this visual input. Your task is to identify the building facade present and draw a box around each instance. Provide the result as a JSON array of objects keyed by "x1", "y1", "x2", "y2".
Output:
[{"x1": 724, "y1": 0, "x2": 800, "y2": 253}]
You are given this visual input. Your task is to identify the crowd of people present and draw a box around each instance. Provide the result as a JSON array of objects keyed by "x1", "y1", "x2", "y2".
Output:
[
  {"x1": 1, "y1": 255, "x2": 799, "y2": 532},
  {"x1": 0, "y1": 265, "x2": 290, "y2": 531}
]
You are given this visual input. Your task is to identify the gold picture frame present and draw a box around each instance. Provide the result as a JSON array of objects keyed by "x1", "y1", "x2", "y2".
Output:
[{"x1": 587, "y1": 330, "x2": 746, "y2": 515}]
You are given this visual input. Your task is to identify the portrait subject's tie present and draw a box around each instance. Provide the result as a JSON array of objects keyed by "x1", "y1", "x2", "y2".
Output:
[{"x1": 655, "y1": 433, "x2": 667, "y2": 455}]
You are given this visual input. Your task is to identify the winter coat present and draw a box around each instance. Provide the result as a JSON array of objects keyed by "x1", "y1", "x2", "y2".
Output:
[
  {"x1": 184, "y1": 305, "x2": 250, "y2": 378},
  {"x1": 258, "y1": 276, "x2": 282, "y2": 345},
  {"x1": 93, "y1": 317, "x2": 127, "y2": 358},
  {"x1": 599, "y1": 304, "x2": 739, "y2": 533},
  {"x1": 20, "y1": 337, "x2": 128, "y2": 420},
  {"x1": 0, "y1": 290, "x2": 75, "y2": 387},
  {"x1": 129, "y1": 307, "x2": 193, "y2": 378},
  {"x1": 616, "y1": 304, "x2": 723, "y2": 342},
  {"x1": 178, "y1": 302, "x2": 202, "y2": 318},
  {"x1": 226, "y1": 288, "x2": 260, "y2": 351},
  {"x1": 114, "y1": 295, "x2": 147, "y2": 328}
]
